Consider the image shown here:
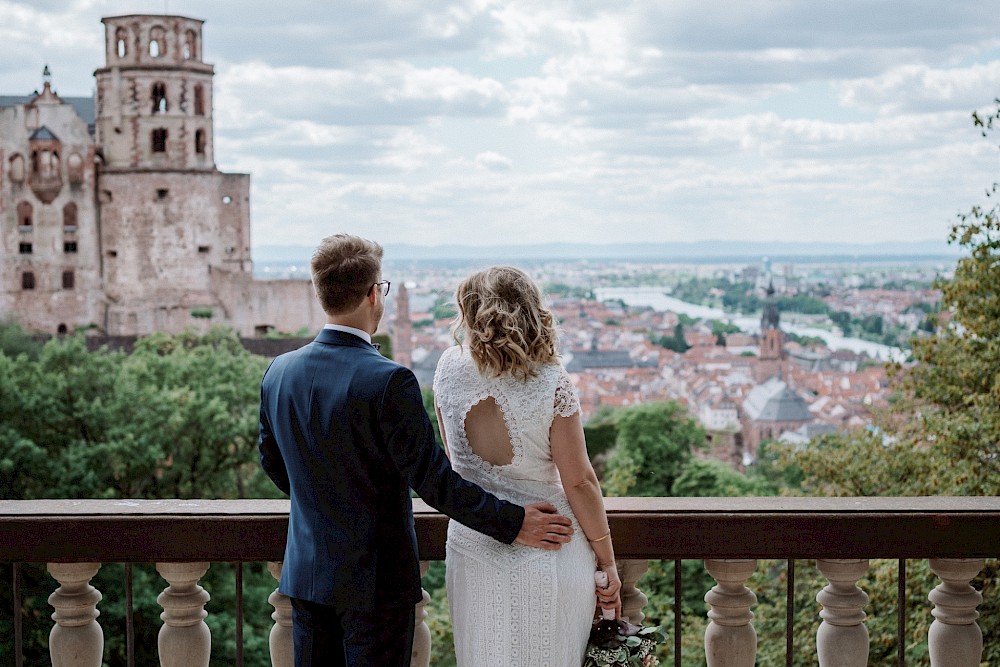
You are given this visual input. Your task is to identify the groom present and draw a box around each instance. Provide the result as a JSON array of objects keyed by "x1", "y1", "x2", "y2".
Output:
[{"x1": 259, "y1": 234, "x2": 574, "y2": 667}]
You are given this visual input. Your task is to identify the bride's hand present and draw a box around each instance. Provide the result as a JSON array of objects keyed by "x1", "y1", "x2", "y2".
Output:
[{"x1": 596, "y1": 564, "x2": 622, "y2": 619}]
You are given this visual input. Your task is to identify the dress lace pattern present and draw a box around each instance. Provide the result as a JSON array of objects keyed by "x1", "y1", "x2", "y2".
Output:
[{"x1": 433, "y1": 346, "x2": 595, "y2": 667}]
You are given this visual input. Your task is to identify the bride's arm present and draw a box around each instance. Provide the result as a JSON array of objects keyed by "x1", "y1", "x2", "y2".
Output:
[{"x1": 550, "y1": 411, "x2": 622, "y2": 618}]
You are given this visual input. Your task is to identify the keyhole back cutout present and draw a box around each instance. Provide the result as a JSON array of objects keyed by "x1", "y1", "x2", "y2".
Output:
[{"x1": 463, "y1": 396, "x2": 515, "y2": 466}]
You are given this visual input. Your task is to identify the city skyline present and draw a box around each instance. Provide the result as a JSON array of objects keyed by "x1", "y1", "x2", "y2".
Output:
[{"x1": 2, "y1": 1, "x2": 999, "y2": 250}]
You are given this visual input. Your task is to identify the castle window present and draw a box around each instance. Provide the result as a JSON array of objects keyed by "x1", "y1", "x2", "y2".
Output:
[
  {"x1": 157, "y1": 188, "x2": 169, "y2": 200},
  {"x1": 198, "y1": 246, "x2": 210, "y2": 254},
  {"x1": 22, "y1": 272, "x2": 35, "y2": 290},
  {"x1": 183, "y1": 30, "x2": 198, "y2": 60},
  {"x1": 9, "y1": 154, "x2": 25, "y2": 182},
  {"x1": 31, "y1": 149, "x2": 60, "y2": 180},
  {"x1": 17, "y1": 201, "x2": 33, "y2": 229},
  {"x1": 151, "y1": 82, "x2": 168, "y2": 113},
  {"x1": 151, "y1": 128, "x2": 168, "y2": 153},
  {"x1": 19, "y1": 243, "x2": 32, "y2": 254},
  {"x1": 62, "y1": 271, "x2": 75, "y2": 290},
  {"x1": 63, "y1": 202, "x2": 78, "y2": 230},
  {"x1": 149, "y1": 27, "x2": 165, "y2": 58},
  {"x1": 64, "y1": 242, "x2": 78, "y2": 253},
  {"x1": 116, "y1": 27, "x2": 128, "y2": 58},
  {"x1": 57, "y1": 324, "x2": 68, "y2": 335},
  {"x1": 107, "y1": 250, "x2": 117, "y2": 258},
  {"x1": 195, "y1": 129, "x2": 205, "y2": 154},
  {"x1": 193, "y1": 85, "x2": 205, "y2": 116}
]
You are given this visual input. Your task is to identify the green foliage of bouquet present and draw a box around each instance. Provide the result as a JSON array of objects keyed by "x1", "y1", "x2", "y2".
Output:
[{"x1": 583, "y1": 618, "x2": 668, "y2": 667}]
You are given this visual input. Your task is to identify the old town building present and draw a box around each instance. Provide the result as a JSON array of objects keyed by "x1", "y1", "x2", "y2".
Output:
[{"x1": 1, "y1": 15, "x2": 323, "y2": 336}]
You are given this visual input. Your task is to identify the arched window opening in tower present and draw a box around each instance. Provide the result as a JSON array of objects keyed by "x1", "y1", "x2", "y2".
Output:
[
  {"x1": 152, "y1": 82, "x2": 168, "y2": 114},
  {"x1": 152, "y1": 128, "x2": 168, "y2": 153},
  {"x1": 195, "y1": 129, "x2": 205, "y2": 154},
  {"x1": 184, "y1": 30, "x2": 198, "y2": 60},
  {"x1": 22, "y1": 272, "x2": 35, "y2": 290},
  {"x1": 193, "y1": 84, "x2": 205, "y2": 116},
  {"x1": 149, "y1": 26, "x2": 165, "y2": 58},
  {"x1": 116, "y1": 28, "x2": 128, "y2": 58}
]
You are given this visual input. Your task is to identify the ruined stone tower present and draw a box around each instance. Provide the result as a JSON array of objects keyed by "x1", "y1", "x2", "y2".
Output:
[{"x1": 93, "y1": 15, "x2": 254, "y2": 334}]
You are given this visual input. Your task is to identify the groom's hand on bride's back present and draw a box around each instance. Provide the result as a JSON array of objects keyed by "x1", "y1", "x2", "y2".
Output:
[{"x1": 514, "y1": 502, "x2": 574, "y2": 550}]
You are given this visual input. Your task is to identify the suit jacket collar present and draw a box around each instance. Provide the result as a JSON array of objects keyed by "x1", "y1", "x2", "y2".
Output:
[{"x1": 314, "y1": 328, "x2": 379, "y2": 351}]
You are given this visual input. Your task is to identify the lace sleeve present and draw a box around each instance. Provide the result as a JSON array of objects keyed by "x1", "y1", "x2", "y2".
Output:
[
  {"x1": 553, "y1": 368, "x2": 581, "y2": 418},
  {"x1": 432, "y1": 346, "x2": 458, "y2": 396}
]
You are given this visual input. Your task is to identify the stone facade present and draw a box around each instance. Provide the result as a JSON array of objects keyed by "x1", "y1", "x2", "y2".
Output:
[{"x1": 0, "y1": 15, "x2": 321, "y2": 336}]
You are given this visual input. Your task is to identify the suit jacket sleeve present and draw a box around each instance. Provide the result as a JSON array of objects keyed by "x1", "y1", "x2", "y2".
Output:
[
  {"x1": 379, "y1": 366, "x2": 524, "y2": 544},
  {"x1": 258, "y1": 371, "x2": 290, "y2": 496}
]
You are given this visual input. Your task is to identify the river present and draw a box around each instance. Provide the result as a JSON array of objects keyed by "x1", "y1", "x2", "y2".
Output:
[{"x1": 593, "y1": 287, "x2": 906, "y2": 362}]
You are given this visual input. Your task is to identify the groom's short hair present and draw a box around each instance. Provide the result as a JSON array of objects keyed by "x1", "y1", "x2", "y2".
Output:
[{"x1": 310, "y1": 234, "x2": 384, "y2": 315}]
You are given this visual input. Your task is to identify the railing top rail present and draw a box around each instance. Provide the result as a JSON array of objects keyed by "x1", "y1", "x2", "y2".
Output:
[
  {"x1": 4, "y1": 496, "x2": 998, "y2": 516},
  {"x1": 2, "y1": 497, "x2": 998, "y2": 563}
]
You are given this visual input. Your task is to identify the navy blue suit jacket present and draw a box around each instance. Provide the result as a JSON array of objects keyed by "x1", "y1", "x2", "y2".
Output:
[{"x1": 259, "y1": 328, "x2": 524, "y2": 611}]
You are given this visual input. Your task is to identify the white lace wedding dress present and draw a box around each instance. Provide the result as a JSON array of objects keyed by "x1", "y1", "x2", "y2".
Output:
[{"x1": 433, "y1": 346, "x2": 597, "y2": 666}]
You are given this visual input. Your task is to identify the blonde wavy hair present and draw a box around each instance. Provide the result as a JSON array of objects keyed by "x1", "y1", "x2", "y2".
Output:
[{"x1": 452, "y1": 266, "x2": 558, "y2": 380}]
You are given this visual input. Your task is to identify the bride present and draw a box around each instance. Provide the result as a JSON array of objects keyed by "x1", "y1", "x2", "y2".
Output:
[{"x1": 433, "y1": 265, "x2": 622, "y2": 666}]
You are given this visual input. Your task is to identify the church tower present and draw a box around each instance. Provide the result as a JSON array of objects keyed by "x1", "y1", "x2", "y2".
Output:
[
  {"x1": 755, "y1": 279, "x2": 784, "y2": 382},
  {"x1": 394, "y1": 282, "x2": 413, "y2": 368},
  {"x1": 93, "y1": 15, "x2": 253, "y2": 334}
]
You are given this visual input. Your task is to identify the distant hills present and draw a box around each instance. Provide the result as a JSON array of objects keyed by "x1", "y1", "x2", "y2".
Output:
[{"x1": 254, "y1": 239, "x2": 961, "y2": 263}]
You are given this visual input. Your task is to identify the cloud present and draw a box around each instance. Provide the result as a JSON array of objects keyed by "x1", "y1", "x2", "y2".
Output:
[
  {"x1": 840, "y1": 61, "x2": 1000, "y2": 114},
  {"x1": 3, "y1": 0, "x2": 999, "y2": 249},
  {"x1": 473, "y1": 151, "x2": 513, "y2": 171}
]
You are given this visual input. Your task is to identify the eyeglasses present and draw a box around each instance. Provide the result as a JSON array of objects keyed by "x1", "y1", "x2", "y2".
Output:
[{"x1": 373, "y1": 280, "x2": 391, "y2": 297}]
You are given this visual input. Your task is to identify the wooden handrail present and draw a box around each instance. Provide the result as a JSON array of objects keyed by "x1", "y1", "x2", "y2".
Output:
[{"x1": 2, "y1": 497, "x2": 998, "y2": 563}]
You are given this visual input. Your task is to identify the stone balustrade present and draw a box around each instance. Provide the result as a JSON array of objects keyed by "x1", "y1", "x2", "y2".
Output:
[{"x1": 2, "y1": 497, "x2": 998, "y2": 667}]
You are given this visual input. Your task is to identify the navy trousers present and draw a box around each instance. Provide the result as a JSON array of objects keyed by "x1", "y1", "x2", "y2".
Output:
[{"x1": 290, "y1": 597, "x2": 416, "y2": 667}]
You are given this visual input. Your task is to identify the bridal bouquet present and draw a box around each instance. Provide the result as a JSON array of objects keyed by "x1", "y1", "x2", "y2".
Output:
[
  {"x1": 582, "y1": 616, "x2": 666, "y2": 667},
  {"x1": 584, "y1": 572, "x2": 667, "y2": 666}
]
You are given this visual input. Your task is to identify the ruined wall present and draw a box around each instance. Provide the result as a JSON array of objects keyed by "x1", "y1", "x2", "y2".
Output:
[
  {"x1": 211, "y1": 268, "x2": 325, "y2": 336},
  {"x1": 0, "y1": 86, "x2": 102, "y2": 334}
]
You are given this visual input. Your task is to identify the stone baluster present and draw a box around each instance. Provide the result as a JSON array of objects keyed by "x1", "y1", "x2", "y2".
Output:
[
  {"x1": 410, "y1": 562, "x2": 432, "y2": 667},
  {"x1": 156, "y1": 562, "x2": 211, "y2": 667},
  {"x1": 267, "y1": 561, "x2": 293, "y2": 667},
  {"x1": 928, "y1": 558, "x2": 984, "y2": 667},
  {"x1": 618, "y1": 559, "x2": 650, "y2": 624},
  {"x1": 704, "y1": 559, "x2": 757, "y2": 667},
  {"x1": 47, "y1": 562, "x2": 104, "y2": 667},
  {"x1": 815, "y1": 559, "x2": 870, "y2": 667}
]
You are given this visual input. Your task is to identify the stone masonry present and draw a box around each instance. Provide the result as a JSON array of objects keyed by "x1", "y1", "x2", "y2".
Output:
[{"x1": 1, "y1": 15, "x2": 322, "y2": 336}]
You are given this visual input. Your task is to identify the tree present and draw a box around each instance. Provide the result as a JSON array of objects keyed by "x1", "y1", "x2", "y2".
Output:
[
  {"x1": 603, "y1": 401, "x2": 706, "y2": 498},
  {"x1": 582, "y1": 405, "x2": 619, "y2": 463},
  {"x1": 0, "y1": 319, "x2": 43, "y2": 360},
  {"x1": 878, "y1": 100, "x2": 1000, "y2": 496},
  {"x1": 759, "y1": 99, "x2": 1000, "y2": 666},
  {"x1": 0, "y1": 329, "x2": 278, "y2": 666},
  {"x1": 653, "y1": 323, "x2": 690, "y2": 354},
  {"x1": 671, "y1": 458, "x2": 772, "y2": 497}
]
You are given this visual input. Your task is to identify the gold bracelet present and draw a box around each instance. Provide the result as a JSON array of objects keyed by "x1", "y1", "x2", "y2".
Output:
[{"x1": 588, "y1": 531, "x2": 611, "y2": 543}]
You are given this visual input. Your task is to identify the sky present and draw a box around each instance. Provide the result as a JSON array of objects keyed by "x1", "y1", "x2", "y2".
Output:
[{"x1": 2, "y1": 1, "x2": 1000, "y2": 251}]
